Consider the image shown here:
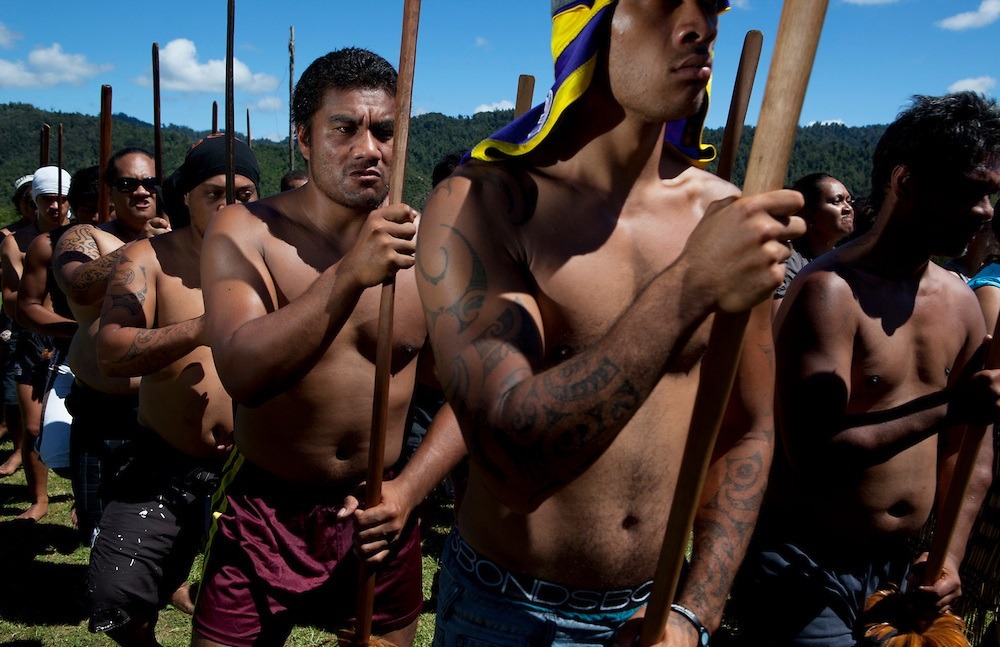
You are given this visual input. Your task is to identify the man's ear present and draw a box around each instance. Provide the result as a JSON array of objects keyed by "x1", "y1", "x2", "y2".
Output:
[
  {"x1": 891, "y1": 164, "x2": 912, "y2": 197},
  {"x1": 295, "y1": 122, "x2": 311, "y2": 162},
  {"x1": 183, "y1": 192, "x2": 190, "y2": 208}
]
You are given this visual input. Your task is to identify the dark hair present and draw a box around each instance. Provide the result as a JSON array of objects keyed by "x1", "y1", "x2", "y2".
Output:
[
  {"x1": 68, "y1": 166, "x2": 101, "y2": 210},
  {"x1": 292, "y1": 48, "x2": 397, "y2": 144},
  {"x1": 792, "y1": 173, "x2": 841, "y2": 211},
  {"x1": 104, "y1": 147, "x2": 154, "y2": 187},
  {"x1": 279, "y1": 169, "x2": 308, "y2": 192},
  {"x1": 870, "y1": 92, "x2": 1000, "y2": 213},
  {"x1": 432, "y1": 150, "x2": 467, "y2": 188}
]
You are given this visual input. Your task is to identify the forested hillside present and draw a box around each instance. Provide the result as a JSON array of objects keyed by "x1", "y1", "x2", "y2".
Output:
[{"x1": 0, "y1": 102, "x2": 885, "y2": 225}]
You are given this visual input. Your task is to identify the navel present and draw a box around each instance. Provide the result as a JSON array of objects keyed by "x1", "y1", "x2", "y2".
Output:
[
  {"x1": 621, "y1": 515, "x2": 639, "y2": 530},
  {"x1": 865, "y1": 374, "x2": 882, "y2": 387}
]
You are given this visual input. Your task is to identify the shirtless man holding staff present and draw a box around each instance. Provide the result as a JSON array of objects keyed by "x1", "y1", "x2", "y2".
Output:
[
  {"x1": 417, "y1": 0, "x2": 805, "y2": 645},
  {"x1": 192, "y1": 48, "x2": 462, "y2": 647}
]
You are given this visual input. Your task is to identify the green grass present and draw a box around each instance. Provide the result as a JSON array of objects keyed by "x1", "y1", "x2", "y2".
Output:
[{"x1": 0, "y1": 435, "x2": 448, "y2": 646}]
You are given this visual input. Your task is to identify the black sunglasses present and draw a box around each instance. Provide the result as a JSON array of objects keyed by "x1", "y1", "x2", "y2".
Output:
[{"x1": 114, "y1": 177, "x2": 159, "y2": 193}]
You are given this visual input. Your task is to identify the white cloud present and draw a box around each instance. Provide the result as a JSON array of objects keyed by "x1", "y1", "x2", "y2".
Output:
[
  {"x1": 255, "y1": 96, "x2": 284, "y2": 112},
  {"x1": 475, "y1": 36, "x2": 489, "y2": 49},
  {"x1": 0, "y1": 43, "x2": 111, "y2": 88},
  {"x1": 937, "y1": 0, "x2": 1000, "y2": 30},
  {"x1": 842, "y1": 0, "x2": 901, "y2": 5},
  {"x1": 0, "y1": 22, "x2": 21, "y2": 49},
  {"x1": 261, "y1": 132, "x2": 285, "y2": 142},
  {"x1": 413, "y1": 106, "x2": 429, "y2": 117},
  {"x1": 474, "y1": 100, "x2": 514, "y2": 114},
  {"x1": 136, "y1": 38, "x2": 278, "y2": 93},
  {"x1": 948, "y1": 76, "x2": 997, "y2": 94},
  {"x1": 806, "y1": 119, "x2": 846, "y2": 126}
]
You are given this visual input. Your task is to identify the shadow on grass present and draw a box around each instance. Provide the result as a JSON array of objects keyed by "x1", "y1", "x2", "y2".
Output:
[
  {"x1": 0, "y1": 640, "x2": 44, "y2": 647},
  {"x1": 0, "y1": 519, "x2": 88, "y2": 626}
]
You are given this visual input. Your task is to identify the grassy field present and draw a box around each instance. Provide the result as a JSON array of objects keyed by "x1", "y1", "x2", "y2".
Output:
[{"x1": 0, "y1": 435, "x2": 448, "y2": 647}]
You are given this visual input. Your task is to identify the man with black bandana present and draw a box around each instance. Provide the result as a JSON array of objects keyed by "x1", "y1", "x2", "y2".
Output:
[{"x1": 84, "y1": 135, "x2": 260, "y2": 646}]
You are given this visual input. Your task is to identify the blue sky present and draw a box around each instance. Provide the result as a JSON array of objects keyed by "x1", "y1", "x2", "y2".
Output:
[{"x1": 0, "y1": 1, "x2": 997, "y2": 142}]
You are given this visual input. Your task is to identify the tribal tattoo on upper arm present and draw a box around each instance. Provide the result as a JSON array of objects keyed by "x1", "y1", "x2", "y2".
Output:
[{"x1": 101, "y1": 254, "x2": 148, "y2": 320}]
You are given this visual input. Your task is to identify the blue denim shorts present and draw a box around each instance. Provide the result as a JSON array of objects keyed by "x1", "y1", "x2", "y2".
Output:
[{"x1": 433, "y1": 529, "x2": 648, "y2": 647}]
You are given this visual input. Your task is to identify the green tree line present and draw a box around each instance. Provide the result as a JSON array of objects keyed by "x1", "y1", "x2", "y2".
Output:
[{"x1": 0, "y1": 102, "x2": 884, "y2": 226}]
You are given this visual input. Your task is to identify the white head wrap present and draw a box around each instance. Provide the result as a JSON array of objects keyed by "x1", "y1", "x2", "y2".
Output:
[{"x1": 31, "y1": 166, "x2": 71, "y2": 197}]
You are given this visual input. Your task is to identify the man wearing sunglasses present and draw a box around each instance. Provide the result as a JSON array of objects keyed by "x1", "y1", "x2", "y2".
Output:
[{"x1": 52, "y1": 147, "x2": 162, "y2": 546}]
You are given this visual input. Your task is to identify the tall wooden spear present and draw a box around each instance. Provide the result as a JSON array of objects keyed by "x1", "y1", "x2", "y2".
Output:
[
  {"x1": 289, "y1": 25, "x2": 295, "y2": 171},
  {"x1": 39, "y1": 123, "x2": 50, "y2": 168},
  {"x1": 152, "y1": 42, "x2": 163, "y2": 181},
  {"x1": 57, "y1": 124, "x2": 63, "y2": 200},
  {"x1": 639, "y1": 2, "x2": 829, "y2": 644},
  {"x1": 716, "y1": 30, "x2": 763, "y2": 183},
  {"x1": 97, "y1": 85, "x2": 113, "y2": 222},
  {"x1": 246, "y1": 108, "x2": 252, "y2": 150},
  {"x1": 354, "y1": 2, "x2": 420, "y2": 646},
  {"x1": 225, "y1": 0, "x2": 235, "y2": 205},
  {"x1": 212, "y1": 101, "x2": 219, "y2": 135},
  {"x1": 514, "y1": 74, "x2": 535, "y2": 118}
]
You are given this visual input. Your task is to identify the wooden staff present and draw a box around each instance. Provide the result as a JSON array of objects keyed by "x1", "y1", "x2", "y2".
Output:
[
  {"x1": 98, "y1": 85, "x2": 113, "y2": 222},
  {"x1": 39, "y1": 123, "x2": 50, "y2": 168},
  {"x1": 289, "y1": 25, "x2": 295, "y2": 171},
  {"x1": 153, "y1": 42, "x2": 163, "y2": 181},
  {"x1": 355, "y1": 2, "x2": 420, "y2": 645},
  {"x1": 225, "y1": 0, "x2": 235, "y2": 204},
  {"x1": 57, "y1": 124, "x2": 63, "y2": 200},
  {"x1": 862, "y1": 332, "x2": 1000, "y2": 646},
  {"x1": 212, "y1": 101, "x2": 219, "y2": 135},
  {"x1": 515, "y1": 74, "x2": 535, "y2": 118},
  {"x1": 246, "y1": 108, "x2": 252, "y2": 149},
  {"x1": 639, "y1": 2, "x2": 829, "y2": 644},
  {"x1": 716, "y1": 30, "x2": 763, "y2": 183}
]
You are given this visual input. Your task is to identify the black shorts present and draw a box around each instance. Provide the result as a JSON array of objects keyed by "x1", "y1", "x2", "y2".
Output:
[
  {"x1": 85, "y1": 430, "x2": 223, "y2": 633},
  {"x1": 11, "y1": 328, "x2": 53, "y2": 393}
]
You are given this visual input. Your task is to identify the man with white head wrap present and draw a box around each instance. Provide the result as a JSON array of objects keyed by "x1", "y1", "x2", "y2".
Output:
[{"x1": 0, "y1": 165, "x2": 71, "y2": 521}]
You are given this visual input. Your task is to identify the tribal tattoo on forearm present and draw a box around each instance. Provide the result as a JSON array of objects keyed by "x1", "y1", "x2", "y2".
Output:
[
  {"x1": 424, "y1": 220, "x2": 643, "y2": 494},
  {"x1": 113, "y1": 317, "x2": 202, "y2": 373}
]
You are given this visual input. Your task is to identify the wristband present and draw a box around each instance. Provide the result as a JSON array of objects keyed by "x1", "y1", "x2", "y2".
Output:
[{"x1": 670, "y1": 604, "x2": 710, "y2": 647}]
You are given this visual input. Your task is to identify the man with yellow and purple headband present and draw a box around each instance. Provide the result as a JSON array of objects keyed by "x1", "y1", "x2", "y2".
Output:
[{"x1": 416, "y1": 1, "x2": 806, "y2": 645}]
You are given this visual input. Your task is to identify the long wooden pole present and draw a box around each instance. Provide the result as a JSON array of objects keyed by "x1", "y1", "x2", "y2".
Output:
[
  {"x1": 39, "y1": 124, "x2": 50, "y2": 168},
  {"x1": 716, "y1": 30, "x2": 763, "y2": 183},
  {"x1": 289, "y1": 25, "x2": 295, "y2": 171},
  {"x1": 57, "y1": 124, "x2": 63, "y2": 199},
  {"x1": 225, "y1": 0, "x2": 235, "y2": 205},
  {"x1": 514, "y1": 74, "x2": 535, "y2": 118},
  {"x1": 246, "y1": 108, "x2": 252, "y2": 149},
  {"x1": 212, "y1": 101, "x2": 219, "y2": 135},
  {"x1": 639, "y1": 2, "x2": 829, "y2": 644},
  {"x1": 153, "y1": 42, "x2": 163, "y2": 181},
  {"x1": 355, "y1": 2, "x2": 420, "y2": 645},
  {"x1": 98, "y1": 85, "x2": 113, "y2": 223}
]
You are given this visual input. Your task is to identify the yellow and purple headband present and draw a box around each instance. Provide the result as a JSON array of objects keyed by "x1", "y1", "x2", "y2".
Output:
[{"x1": 471, "y1": 0, "x2": 730, "y2": 167}]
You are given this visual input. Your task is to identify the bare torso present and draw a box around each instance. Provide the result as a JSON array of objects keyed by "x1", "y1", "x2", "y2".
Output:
[
  {"x1": 458, "y1": 160, "x2": 737, "y2": 588},
  {"x1": 230, "y1": 203, "x2": 426, "y2": 485},
  {"x1": 774, "y1": 241, "x2": 980, "y2": 544},
  {"x1": 135, "y1": 232, "x2": 233, "y2": 459}
]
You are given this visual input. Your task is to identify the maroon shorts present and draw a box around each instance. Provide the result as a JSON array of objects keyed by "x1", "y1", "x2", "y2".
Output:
[{"x1": 192, "y1": 454, "x2": 422, "y2": 646}]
